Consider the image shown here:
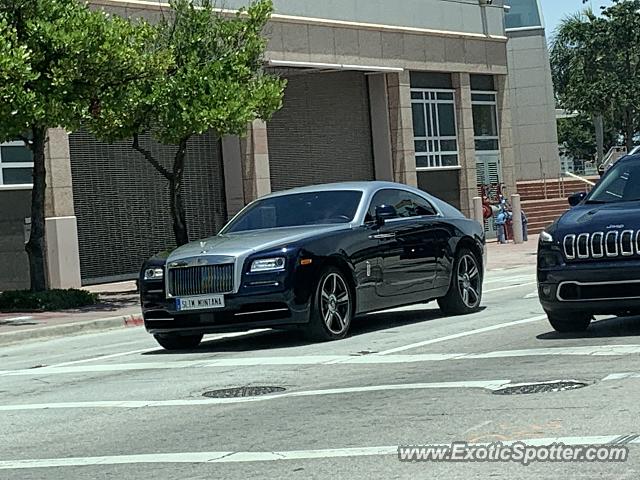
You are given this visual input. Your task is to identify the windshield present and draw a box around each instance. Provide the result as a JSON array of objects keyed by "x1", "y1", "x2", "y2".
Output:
[
  {"x1": 223, "y1": 190, "x2": 363, "y2": 233},
  {"x1": 587, "y1": 161, "x2": 640, "y2": 203}
]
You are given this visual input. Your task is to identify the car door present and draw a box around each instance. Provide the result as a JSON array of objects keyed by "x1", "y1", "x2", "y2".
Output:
[{"x1": 367, "y1": 189, "x2": 441, "y2": 298}]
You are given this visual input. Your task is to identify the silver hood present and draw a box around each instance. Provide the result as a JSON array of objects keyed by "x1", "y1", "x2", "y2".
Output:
[{"x1": 167, "y1": 224, "x2": 350, "y2": 264}]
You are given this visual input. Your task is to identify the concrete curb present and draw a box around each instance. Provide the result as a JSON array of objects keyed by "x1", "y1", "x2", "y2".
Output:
[{"x1": 0, "y1": 313, "x2": 143, "y2": 347}]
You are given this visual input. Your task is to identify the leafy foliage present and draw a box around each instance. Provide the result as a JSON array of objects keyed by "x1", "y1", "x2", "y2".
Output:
[
  {"x1": 551, "y1": 0, "x2": 640, "y2": 149},
  {"x1": 0, "y1": 289, "x2": 98, "y2": 312},
  {"x1": 557, "y1": 114, "x2": 617, "y2": 162},
  {"x1": 0, "y1": 0, "x2": 169, "y2": 291},
  {"x1": 88, "y1": 0, "x2": 285, "y2": 246}
]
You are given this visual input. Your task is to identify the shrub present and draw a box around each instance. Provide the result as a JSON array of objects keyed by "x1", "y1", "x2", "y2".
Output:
[{"x1": 0, "y1": 289, "x2": 99, "y2": 312}]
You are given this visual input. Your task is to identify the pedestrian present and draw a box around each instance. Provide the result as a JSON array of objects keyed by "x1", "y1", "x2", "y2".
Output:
[
  {"x1": 521, "y1": 209, "x2": 528, "y2": 242},
  {"x1": 495, "y1": 207, "x2": 508, "y2": 244}
]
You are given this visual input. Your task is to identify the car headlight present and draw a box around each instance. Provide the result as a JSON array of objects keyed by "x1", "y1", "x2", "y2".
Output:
[
  {"x1": 539, "y1": 231, "x2": 554, "y2": 243},
  {"x1": 250, "y1": 257, "x2": 286, "y2": 273},
  {"x1": 144, "y1": 268, "x2": 164, "y2": 280}
]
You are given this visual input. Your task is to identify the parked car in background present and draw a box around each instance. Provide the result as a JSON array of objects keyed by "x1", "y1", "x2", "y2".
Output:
[
  {"x1": 140, "y1": 182, "x2": 486, "y2": 350},
  {"x1": 538, "y1": 154, "x2": 640, "y2": 332}
]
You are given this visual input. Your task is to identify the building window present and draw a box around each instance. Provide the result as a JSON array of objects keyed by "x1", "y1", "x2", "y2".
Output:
[
  {"x1": 504, "y1": 0, "x2": 543, "y2": 30},
  {"x1": 0, "y1": 140, "x2": 33, "y2": 186},
  {"x1": 411, "y1": 89, "x2": 459, "y2": 170},
  {"x1": 472, "y1": 92, "x2": 499, "y2": 152}
]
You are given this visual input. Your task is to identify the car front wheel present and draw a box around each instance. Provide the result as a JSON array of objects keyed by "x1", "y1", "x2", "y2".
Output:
[
  {"x1": 153, "y1": 333, "x2": 203, "y2": 351},
  {"x1": 546, "y1": 311, "x2": 592, "y2": 333},
  {"x1": 306, "y1": 267, "x2": 353, "y2": 341},
  {"x1": 438, "y1": 248, "x2": 482, "y2": 316}
]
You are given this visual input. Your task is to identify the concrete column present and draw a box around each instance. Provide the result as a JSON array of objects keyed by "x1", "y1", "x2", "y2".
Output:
[
  {"x1": 452, "y1": 73, "x2": 477, "y2": 219},
  {"x1": 386, "y1": 71, "x2": 417, "y2": 187},
  {"x1": 221, "y1": 136, "x2": 246, "y2": 219},
  {"x1": 495, "y1": 74, "x2": 517, "y2": 199},
  {"x1": 240, "y1": 119, "x2": 271, "y2": 203},
  {"x1": 473, "y1": 196, "x2": 484, "y2": 226},
  {"x1": 44, "y1": 128, "x2": 81, "y2": 288},
  {"x1": 511, "y1": 193, "x2": 523, "y2": 244},
  {"x1": 368, "y1": 74, "x2": 394, "y2": 182}
]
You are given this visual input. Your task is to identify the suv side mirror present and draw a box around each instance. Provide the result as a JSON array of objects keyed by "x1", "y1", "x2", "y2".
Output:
[
  {"x1": 375, "y1": 204, "x2": 397, "y2": 226},
  {"x1": 568, "y1": 191, "x2": 587, "y2": 207}
]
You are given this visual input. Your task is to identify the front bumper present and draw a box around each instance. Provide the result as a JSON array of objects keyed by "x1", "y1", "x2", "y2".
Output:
[
  {"x1": 141, "y1": 287, "x2": 312, "y2": 335},
  {"x1": 538, "y1": 259, "x2": 640, "y2": 315}
]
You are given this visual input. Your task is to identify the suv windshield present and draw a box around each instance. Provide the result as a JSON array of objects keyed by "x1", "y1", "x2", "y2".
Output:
[
  {"x1": 223, "y1": 190, "x2": 363, "y2": 233},
  {"x1": 587, "y1": 161, "x2": 640, "y2": 203}
]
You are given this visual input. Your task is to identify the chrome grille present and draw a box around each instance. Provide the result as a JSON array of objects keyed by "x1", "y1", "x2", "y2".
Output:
[
  {"x1": 168, "y1": 264, "x2": 234, "y2": 297},
  {"x1": 563, "y1": 230, "x2": 638, "y2": 260}
]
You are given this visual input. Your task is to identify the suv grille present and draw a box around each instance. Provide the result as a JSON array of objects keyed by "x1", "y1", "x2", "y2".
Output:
[
  {"x1": 563, "y1": 230, "x2": 638, "y2": 260},
  {"x1": 168, "y1": 264, "x2": 234, "y2": 297}
]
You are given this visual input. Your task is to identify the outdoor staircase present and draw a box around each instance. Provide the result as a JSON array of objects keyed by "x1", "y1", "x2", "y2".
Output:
[{"x1": 518, "y1": 177, "x2": 599, "y2": 235}]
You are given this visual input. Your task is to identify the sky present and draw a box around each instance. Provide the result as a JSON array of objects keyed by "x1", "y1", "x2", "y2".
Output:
[{"x1": 540, "y1": 0, "x2": 612, "y2": 37}]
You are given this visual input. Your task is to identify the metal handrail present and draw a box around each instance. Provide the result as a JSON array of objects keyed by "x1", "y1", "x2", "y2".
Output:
[{"x1": 563, "y1": 171, "x2": 596, "y2": 187}]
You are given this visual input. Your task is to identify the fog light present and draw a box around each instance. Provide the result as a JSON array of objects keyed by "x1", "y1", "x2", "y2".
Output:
[{"x1": 540, "y1": 285, "x2": 552, "y2": 298}]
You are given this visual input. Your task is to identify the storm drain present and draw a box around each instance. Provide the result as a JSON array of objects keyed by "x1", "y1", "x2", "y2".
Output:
[
  {"x1": 492, "y1": 381, "x2": 588, "y2": 395},
  {"x1": 203, "y1": 386, "x2": 286, "y2": 398}
]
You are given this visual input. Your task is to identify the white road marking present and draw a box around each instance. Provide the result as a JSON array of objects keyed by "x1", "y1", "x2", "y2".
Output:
[
  {"x1": 0, "y1": 379, "x2": 512, "y2": 412},
  {"x1": 376, "y1": 314, "x2": 547, "y2": 355},
  {"x1": 2, "y1": 316, "x2": 34, "y2": 322},
  {"x1": 1, "y1": 435, "x2": 637, "y2": 469},
  {"x1": 524, "y1": 290, "x2": 539, "y2": 299},
  {"x1": 50, "y1": 330, "x2": 271, "y2": 367},
  {"x1": 603, "y1": 372, "x2": 640, "y2": 381},
  {"x1": 484, "y1": 282, "x2": 537, "y2": 293},
  {"x1": 4, "y1": 342, "x2": 640, "y2": 376},
  {"x1": 483, "y1": 275, "x2": 535, "y2": 285}
]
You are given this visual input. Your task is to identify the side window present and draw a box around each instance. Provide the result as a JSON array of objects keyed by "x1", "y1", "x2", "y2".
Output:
[
  {"x1": 366, "y1": 189, "x2": 438, "y2": 221},
  {"x1": 366, "y1": 190, "x2": 398, "y2": 221}
]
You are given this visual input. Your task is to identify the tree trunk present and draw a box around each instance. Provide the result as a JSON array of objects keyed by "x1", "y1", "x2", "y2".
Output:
[
  {"x1": 24, "y1": 126, "x2": 48, "y2": 292},
  {"x1": 625, "y1": 107, "x2": 635, "y2": 152},
  {"x1": 170, "y1": 137, "x2": 190, "y2": 246}
]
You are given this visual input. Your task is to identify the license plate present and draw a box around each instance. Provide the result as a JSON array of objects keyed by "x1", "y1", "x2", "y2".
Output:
[{"x1": 176, "y1": 295, "x2": 225, "y2": 311}]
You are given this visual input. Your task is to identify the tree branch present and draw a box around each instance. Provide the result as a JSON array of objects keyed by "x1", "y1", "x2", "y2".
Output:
[{"x1": 132, "y1": 132, "x2": 172, "y2": 180}]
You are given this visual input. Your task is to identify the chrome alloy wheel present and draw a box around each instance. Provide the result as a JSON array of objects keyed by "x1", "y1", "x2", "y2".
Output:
[
  {"x1": 457, "y1": 253, "x2": 481, "y2": 308},
  {"x1": 320, "y1": 272, "x2": 351, "y2": 335}
]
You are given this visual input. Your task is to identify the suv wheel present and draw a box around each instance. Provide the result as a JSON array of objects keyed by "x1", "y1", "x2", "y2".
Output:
[{"x1": 546, "y1": 311, "x2": 592, "y2": 333}]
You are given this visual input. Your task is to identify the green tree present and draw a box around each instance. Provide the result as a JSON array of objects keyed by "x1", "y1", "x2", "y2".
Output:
[
  {"x1": 551, "y1": 0, "x2": 640, "y2": 151},
  {"x1": 557, "y1": 113, "x2": 617, "y2": 167},
  {"x1": 89, "y1": 0, "x2": 285, "y2": 247},
  {"x1": 0, "y1": 0, "x2": 169, "y2": 291}
]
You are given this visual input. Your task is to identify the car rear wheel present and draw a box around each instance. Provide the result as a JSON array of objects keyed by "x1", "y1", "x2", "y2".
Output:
[
  {"x1": 546, "y1": 311, "x2": 592, "y2": 333},
  {"x1": 153, "y1": 333, "x2": 203, "y2": 350},
  {"x1": 438, "y1": 248, "x2": 482, "y2": 316},
  {"x1": 306, "y1": 267, "x2": 353, "y2": 341}
]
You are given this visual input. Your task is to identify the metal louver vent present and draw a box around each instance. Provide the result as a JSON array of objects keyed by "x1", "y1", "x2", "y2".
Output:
[{"x1": 69, "y1": 131, "x2": 227, "y2": 284}]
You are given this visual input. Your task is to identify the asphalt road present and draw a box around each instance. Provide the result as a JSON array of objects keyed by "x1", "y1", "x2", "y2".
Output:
[{"x1": 2, "y1": 264, "x2": 640, "y2": 479}]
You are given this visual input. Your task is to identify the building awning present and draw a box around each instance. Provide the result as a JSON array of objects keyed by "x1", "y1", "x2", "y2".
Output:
[{"x1": 267, "y1": 59, "x2": 404, "y2": 75}]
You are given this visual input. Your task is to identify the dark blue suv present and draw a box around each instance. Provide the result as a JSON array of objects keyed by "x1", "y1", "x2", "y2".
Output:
[{"x1": 538, "y1": 155, "x2": 640, "y2": 332}]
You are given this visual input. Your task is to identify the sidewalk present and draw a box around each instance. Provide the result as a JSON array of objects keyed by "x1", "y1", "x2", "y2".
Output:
[
  {"x1": 0, "y1": 238, "x2": 539, "y2": 346},
  {"x1": 0, "y1": 281, "x2": 142, "y2": 346},
  {"x1": 486, "y1": 234, "x2": 539, "y2": 271}
]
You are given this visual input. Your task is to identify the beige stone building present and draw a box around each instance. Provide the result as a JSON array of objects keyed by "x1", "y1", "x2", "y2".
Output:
[{"x1": 0, "y1": 0, "x2": 535, "y2": 289}]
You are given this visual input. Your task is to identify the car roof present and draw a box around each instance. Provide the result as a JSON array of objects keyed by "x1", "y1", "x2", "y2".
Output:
[{"x1": 263, "y1": 181, "x2": 422, "y2": 198}]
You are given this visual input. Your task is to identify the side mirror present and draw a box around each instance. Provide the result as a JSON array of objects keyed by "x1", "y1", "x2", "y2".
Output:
[
  {"x1": 375, "y1": 204, "x2": 397, "y2": 226},
  {"x1": 568, "y1": 191, "x2": 587, "y2": 207}
]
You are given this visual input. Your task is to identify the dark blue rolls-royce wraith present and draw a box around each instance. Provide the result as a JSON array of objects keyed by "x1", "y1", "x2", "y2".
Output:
[
  {"x1": 140, "y1": 181, "x2": 486, "y2": 350},
  {"x1": 538, "y1": 154, "x2": 640, "y2": 332}
]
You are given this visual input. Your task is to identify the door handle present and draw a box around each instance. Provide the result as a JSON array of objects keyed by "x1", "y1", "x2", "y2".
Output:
[{"x1": 370, "y1": 232, "x2": 396, "y2": 240}]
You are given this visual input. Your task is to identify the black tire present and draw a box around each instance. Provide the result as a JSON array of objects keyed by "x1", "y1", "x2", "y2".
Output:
[
  {"x1": 306, "y1": 267, "x2": 354, "y2": 341},
  {"x1": 438, "y1": 248, "x2": 482, "y2": 316},
  {"x1": 154, "y1": 333, "x2": 203, "y2": 350},
  {"x1": 546, "y1": 311, "x2": 592, "y2": 333}
]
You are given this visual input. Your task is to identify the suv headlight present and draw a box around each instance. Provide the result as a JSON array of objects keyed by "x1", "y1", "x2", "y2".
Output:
[
  {"x1": 144, "y1": 268, "x2": 164, "y2": 280},
  {"x1": 250, "y1": 257, "x2": 286, "y2": 273},
  {"x1": 539, "y1": 231, "x2": 554, "y2": 243}
]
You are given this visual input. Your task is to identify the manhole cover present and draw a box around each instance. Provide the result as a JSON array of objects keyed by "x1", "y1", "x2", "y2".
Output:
[
  {"x1": 492, "y1": 381, "x2": 588, "y2": 395},
  {"x1": 203, "y1": 386, "x2": 286, "y2": 398}
]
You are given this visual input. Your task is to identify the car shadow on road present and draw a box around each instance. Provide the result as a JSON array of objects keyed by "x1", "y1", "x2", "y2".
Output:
[
  {"x1": 536, "y1": 315, "x2": 640, "y2": 340},
  {"x1": 144, "y1": 304, "x2": 485, "y2": 355}
]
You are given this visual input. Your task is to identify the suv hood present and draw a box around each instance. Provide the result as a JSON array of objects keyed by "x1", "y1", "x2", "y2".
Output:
[{"x1": 555, "y1": 201, "x2": 640, "y2": 236}]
